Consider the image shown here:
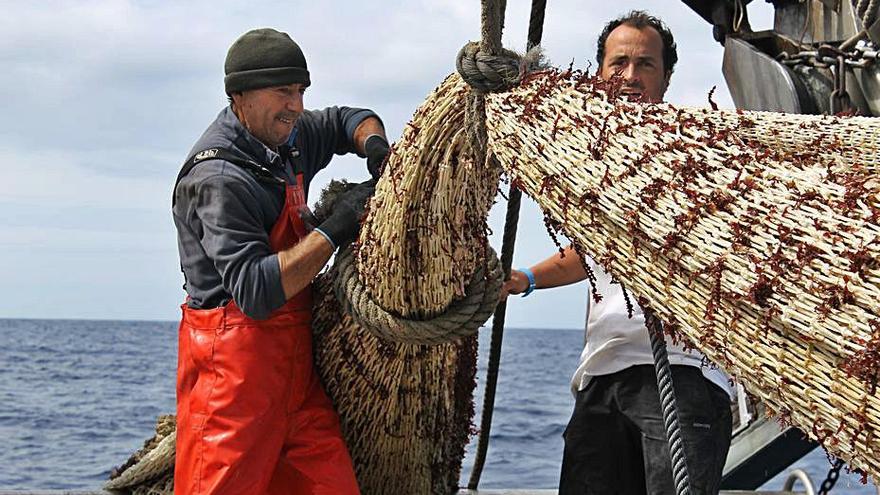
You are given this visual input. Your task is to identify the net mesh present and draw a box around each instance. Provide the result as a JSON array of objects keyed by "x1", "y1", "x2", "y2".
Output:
[
  {"x1": 110, "y1": 67, "x2": 880, "y2": 491},
  {"x1": 312, "y1": 74, "x2": 499, "y2": 494},
  {"x1": 486, "y1": 68, "x2": 880, "y2": 480}
]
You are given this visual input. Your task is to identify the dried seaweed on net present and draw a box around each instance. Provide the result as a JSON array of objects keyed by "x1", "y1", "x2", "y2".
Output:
[
  {"x1": 108, "y1": 415, "x2": 175, "y2": 481},
  {"x1": 311, "y1": 178, "x2": 356, "y2": 223},
  {"x1": 485, "y1": 68, "x2": 880, "y2": 480},
  {"x1": 355, "y1": 74, "x2": 501, "y2": 320},
  {"x1": 312, "y1": 273, "x2": 477, "y2": 495}
]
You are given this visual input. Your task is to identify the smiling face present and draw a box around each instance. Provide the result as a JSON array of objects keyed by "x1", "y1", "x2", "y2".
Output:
[
  {"x1": 599, "y1": 23, "x2": 670, "y2": 103},
  {"x1": 231, "y1": 83, "x2": 306, "y2": 148}
]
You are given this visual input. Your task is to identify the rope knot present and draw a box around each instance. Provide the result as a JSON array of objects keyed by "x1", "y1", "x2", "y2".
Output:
[{"x1": 456, "y1": 41, "x2": 523, "y2": 93}]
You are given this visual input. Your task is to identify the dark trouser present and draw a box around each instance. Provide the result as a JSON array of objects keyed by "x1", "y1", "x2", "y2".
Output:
[{"x1": 559, "y1": 365, "x2": 732, "y2": 495}]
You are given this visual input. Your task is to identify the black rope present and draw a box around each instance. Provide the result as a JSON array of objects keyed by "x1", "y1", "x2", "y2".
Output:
[
  {"x1": 646, "y1": 310, "x2": 692, "y2": 495},
  {"x1": 467, "y1": 0, "x2": 547, "y2": 490},
  {"x1": 527, "y1": 0, "x2": 547, "y2": 53}
]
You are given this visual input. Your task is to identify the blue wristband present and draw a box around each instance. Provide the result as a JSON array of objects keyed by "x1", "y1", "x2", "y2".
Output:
[{"x1": 520, "y1": 267, "x2": 536, "y2": 297}]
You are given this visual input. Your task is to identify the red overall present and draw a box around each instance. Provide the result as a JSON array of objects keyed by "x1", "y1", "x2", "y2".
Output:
[{"x1": 174, "y1": 176, "x2": 360, "y2": 495}]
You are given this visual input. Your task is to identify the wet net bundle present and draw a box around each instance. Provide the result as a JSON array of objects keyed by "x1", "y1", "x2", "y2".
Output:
[
  {"x1": 312, "y1": 73, "x2": 503, "y2": 494},
  {"x1": 485, "y1": 68, "x2": 880, "y2": 480}
]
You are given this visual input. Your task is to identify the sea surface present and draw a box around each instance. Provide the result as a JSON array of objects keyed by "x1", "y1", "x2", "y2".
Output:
[{"x1": 0, "y1": 318, "x2": 875, "y2": 493}]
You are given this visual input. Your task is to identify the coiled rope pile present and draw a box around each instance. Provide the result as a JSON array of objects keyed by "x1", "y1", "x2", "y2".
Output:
[{"x1": 104, "y1": 416, "x2": 176, "y2": 495}]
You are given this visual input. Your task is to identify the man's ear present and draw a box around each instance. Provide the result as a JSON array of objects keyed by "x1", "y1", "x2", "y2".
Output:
[{"x1": 662, "y1": 70, "x2": 672, "y2": 94}]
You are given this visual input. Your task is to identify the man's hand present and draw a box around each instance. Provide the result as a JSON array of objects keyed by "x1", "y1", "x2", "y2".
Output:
[
  {"x1": 499, "y1": 269, "x2": 530, "y2": 301},
  {"x1": 314, "y1": 179, "x2": 376, "y2": 249},
  {"x1": 365, "y1": 134, "x2": 390, "y2": 179}
]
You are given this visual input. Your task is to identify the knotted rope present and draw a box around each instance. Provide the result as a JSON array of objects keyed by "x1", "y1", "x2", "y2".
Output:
[
  {"x1": 467, "y1": 0, "x2": 547, "y2": 489},
  {"x1": 330, "y1": 0, "x2": 526, "y2": 346},
  {"x1": 455, "y1": 42, "x2": 522, "y2": 93}
]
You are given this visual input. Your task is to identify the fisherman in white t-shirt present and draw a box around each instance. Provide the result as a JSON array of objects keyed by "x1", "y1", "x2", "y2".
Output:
[
  {"x1": 571, "y1": 258, "x2": 732, "y2": 397},
  {"x1": 502, "y1": 11, "x2": 732, "y2": 495}
]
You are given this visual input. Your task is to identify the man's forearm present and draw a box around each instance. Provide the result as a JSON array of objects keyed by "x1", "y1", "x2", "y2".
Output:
[
  {"x1": 531, "y1": 246, "x2": 588, "y2": 289},
  {"x1": 352, "y1": 116, "x2": 387, "y2": 155},
  {"x1": 277, "y1": 231, "x2": 335, "y2": 299},
  {"x1": 503, "y1": 245, "x2": 588, "y2": 298}
]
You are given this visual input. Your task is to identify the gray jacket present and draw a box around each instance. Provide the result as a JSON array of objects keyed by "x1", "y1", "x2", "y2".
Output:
[{"x1": 172, "y1": 105, "x2": 377, "y2": 319}]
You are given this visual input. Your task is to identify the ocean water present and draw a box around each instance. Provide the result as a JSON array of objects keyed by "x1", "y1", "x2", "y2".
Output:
[{"x1": 0, "y1": 318, "x2": 875, "y2": 493}]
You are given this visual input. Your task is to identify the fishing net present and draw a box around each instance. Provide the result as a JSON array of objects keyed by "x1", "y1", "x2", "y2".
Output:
[
  {"x1": 109, "y1": 64, "x2": 880, "y2": 491},
  {"x1": 104, "y1": 415, "x2": 176, "y2": 494},
  {"x1": 312, "y1": 73, "x2": 503, "y2": 494},
  {"x1": 484, "y1": 67, "x2": 880, "y2": 480}
]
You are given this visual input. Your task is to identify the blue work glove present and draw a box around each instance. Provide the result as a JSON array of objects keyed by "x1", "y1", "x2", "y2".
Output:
[
  {"x1": 314, "y1": 179, "x2": 376, "y2": 249},
  {"x1": 365, "y1": 134, "x2": 390, "y2": 180}
]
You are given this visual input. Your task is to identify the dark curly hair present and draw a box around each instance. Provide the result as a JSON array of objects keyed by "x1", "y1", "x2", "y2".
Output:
[{"x1": 596, "y1": 10, "x2": 678, "y2": 76}]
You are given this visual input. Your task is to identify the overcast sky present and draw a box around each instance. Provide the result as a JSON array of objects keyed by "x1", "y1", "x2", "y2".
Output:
[{"x1": 0, "y1": 1, "x2": 775, "y2": 327}]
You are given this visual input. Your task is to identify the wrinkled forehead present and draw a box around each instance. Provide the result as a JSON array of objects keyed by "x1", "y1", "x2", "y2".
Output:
[{"x1": 603, "y1": 24, "x2": 664, "y2": 64}]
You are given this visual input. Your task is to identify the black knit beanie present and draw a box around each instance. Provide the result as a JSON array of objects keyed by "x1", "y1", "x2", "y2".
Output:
[{"x1": 224, "y1": 28, "x2": 310, "y2": 95}]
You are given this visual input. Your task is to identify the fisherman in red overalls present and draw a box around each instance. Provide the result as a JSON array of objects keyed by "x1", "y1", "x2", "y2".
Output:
[{"x1": 171, "y1": 28, "x2": 390, "y2": 495}]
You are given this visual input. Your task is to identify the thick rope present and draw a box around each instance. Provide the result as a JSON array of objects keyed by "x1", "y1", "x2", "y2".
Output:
[
  {"x1": 456, "y1": 42, "x2": 522, "y2": 93},
  {"x1": 466, "y1": 184, "x2": 522, "y2": 490},
  {"x1": 334, "y1": 246, "x2": 504, "y2": 345},
  {"x1": 481, "y1": 0, "x2": 505, "y2": 54},
  {"x1": 855, "y1": 0, "x2": 880, "y2": 31},
  {"x1": 646, "y1": 309, "x2": 692, "y2": 495},
  {"x1": 460, "y1": 0, "x2": 509, "y2": 175},
  {"x1": 468, "y1": 0, "x2": 547, "y2": 489},
  {"x1": 104, "y1": 431, "x2": 176, "y2": 491},
  {"x1": 527, "y1": 0, "x2": 547, "y2": 50}
]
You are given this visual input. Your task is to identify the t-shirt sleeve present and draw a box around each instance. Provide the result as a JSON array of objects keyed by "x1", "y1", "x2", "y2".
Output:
[{"x1": 191, "y1": 173, "x2": 287, "y2": 319}]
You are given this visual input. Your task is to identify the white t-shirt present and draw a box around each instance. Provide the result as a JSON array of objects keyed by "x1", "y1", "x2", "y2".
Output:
[{"x1": 570, "y1": 258, "x2": 733, "y2": 398}]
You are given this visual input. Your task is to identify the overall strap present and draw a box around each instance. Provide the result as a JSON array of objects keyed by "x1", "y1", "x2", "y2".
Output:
[
  {"x1": 172, "y1": 148, "x2": 285, "y2": 206},
  {"x1": 172, "y1": 147, "x2": 288, "y2": 291},
  {"x1": 284, "y1": 128, "x2": 305, "y2": 176}
]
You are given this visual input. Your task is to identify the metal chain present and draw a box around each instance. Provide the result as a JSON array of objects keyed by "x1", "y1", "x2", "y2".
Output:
[
  {"x1": 831, "y1": 54, "x2": 853, "y2": 113},
  {"x1": 777, "y1": 43, "x2": 880, "y2": 69},
  {"x1": 817, "y1": 458, "x2": 845, "y2": 495}
]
